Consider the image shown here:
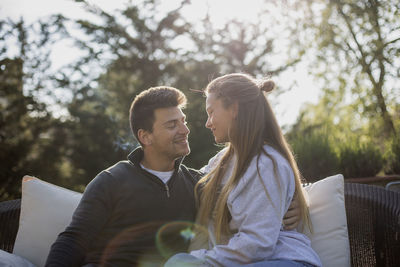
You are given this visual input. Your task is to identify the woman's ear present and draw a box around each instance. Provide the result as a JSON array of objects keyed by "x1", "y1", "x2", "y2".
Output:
[{"x1": 138, "y1": 129, "x2": 152, "y2": 146}]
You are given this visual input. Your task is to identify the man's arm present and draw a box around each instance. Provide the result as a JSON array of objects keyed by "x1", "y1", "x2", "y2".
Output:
[
  {"x1": 283, "y1": 193, "x2": 301, "y2": 230},
  {"x1": 45, "y1": 172, "x2": 114, "y2": 266}
]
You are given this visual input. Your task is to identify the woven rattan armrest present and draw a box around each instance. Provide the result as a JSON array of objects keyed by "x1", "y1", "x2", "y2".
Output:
[
  {"x1": 0, "y1": 199, "x2": 21, "y2": 252},
  {"x1": 344, "y1": 182, "x2": 400, "y2": 267}
]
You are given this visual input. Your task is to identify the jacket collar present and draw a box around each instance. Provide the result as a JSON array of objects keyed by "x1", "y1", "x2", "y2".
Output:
[{"x1": 127, "y1": 146, "x2": 184, "y2": 171}]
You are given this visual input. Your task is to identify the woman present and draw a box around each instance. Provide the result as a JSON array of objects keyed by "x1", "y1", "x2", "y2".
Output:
[{"x1": 166, "y1": 73, "x2": 321, "y2": 267}]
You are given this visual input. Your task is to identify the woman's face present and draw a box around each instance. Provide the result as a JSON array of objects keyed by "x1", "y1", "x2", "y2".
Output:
[{"x1": 205, "y1": 93, "x2": 237, "y2": 143}]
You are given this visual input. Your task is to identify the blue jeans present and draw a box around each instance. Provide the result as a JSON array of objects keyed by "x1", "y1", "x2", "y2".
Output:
[
  {"x1": 165, "y1": 253, "x2": 315, "y2": 267},
  {"x1": 165, "y1": 253, "x2": 209, "y2": 266},
  {"x1": 244, "y1": 260, "x2": 315, "y2": 267}
]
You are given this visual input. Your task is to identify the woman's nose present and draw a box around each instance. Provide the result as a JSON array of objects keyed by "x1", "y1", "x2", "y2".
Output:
[{"x1": 205, "y1": 117, "x2": 211, "y2": 129}]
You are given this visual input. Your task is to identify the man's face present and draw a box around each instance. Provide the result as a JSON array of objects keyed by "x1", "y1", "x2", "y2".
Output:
[{"x1": 147, "y1": 106, "x2": 190, "y2": 160}]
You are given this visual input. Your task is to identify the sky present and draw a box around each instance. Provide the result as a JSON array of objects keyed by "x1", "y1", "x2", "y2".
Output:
[{"x1": 0, "y1": 0, "x2": 320, "y2": 127}]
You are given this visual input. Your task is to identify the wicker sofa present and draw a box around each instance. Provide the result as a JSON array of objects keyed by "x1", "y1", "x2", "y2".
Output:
[{"x1": 0, "y1": 182, "x2": 399, "y2": 266}]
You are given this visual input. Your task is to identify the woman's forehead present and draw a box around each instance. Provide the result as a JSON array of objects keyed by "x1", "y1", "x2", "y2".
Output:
[{"x1": 206, "y1": 93, "x2": 219, "y2": 109}]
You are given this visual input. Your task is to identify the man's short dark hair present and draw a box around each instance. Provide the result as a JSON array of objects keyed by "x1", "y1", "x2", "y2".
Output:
[{"x1": 129, "y1": 86, "x2": 187, "y2": 144}]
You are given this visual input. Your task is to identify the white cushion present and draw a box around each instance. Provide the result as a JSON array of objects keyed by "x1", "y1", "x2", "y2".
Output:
[
  {"x1": 13, "y1": 176, "x2": 82, "y2": 267},
  {"x1": 302, "y1": 174, "x2": 351, "y2": 267},
  {"x1": 0, "y1": 249, "x2": 36, "y2": 267}
]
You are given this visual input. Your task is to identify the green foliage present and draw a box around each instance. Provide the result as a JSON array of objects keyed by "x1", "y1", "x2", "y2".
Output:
[
  {"x1": 4, "y1": 0, "x2": 398, "y2": 201},
  {"x1": 65, "y1": 93, "x2": 129, "y2": 188},
  {"x1": 288, "y1": 131, "x2": 340, "y2": 183},
  {"x1": 287, "y1": 96, "x2": 389, "y2": 181},
  {"x1": 0, "y1": 16, "x2": 69, "y2": 200},
  {"x1": 0, "y1": 57, "x2": 63, "y2": 200},
  {"x1": 384, "y1": 137, "x2": 400, "y2": 175},
  {"x1": 287, "y1": 0, "x2": 400, "y2": 139},
  {"x1": 339, "y1": 142, "x2": 384, "y2": 179},
  {"x1": 59, "y1": 1, "x2": 294, "y2": 171}
]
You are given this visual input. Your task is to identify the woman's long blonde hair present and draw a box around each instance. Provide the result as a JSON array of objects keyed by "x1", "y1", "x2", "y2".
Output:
[{"x1": 195, "y1": 73, "x2": 311, "y2": 243}]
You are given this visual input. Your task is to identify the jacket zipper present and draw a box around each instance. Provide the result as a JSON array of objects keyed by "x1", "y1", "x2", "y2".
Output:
[{"x1": 165, "y1": 184, "x2": 170, "y2": 198}]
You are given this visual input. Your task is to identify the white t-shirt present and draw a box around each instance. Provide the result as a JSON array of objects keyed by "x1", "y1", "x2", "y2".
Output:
[{"x1": 140, "y1": 163, "x2": 174, "y2": 184}]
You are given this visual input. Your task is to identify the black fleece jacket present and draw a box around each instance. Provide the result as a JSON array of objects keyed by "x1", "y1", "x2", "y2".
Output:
[{"x1": 45, "y1": 148, "x2": 200, "y2": 267}]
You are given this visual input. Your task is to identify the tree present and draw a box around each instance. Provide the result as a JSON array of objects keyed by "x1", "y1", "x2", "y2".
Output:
[
  {"x1": 0, "y1": 17, "x2": 68, "y2": 200},
  {"x1": 62, "y1": 0, "x2": 193, "y2": 141},
  {"x1": 64, "y1": 0, "x2": 303, "y2": 169},
  {"x1": 286, "y1": 0, "x2": 399, "y2": 138},
  {"x1": 1, "y1": 0, "x2": 309, "y2": 199}
]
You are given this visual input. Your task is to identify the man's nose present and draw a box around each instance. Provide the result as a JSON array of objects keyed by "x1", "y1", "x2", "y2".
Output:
[{"x1": 179, "y1": 122, "x2": 190, "y2": 135}]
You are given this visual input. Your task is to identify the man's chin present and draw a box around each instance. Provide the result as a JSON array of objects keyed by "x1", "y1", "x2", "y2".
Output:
[
  {"x1": 181, "y1": 147, "x2": 190, "y2": 156},
  {"x1": 174, "y1": 146, "x2": 190, "y2": 158}
]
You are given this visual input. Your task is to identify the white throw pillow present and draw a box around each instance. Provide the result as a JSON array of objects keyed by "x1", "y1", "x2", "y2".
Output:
[
  {"x1": 13, "y1": 176, "x2": 82, "y2": 267},
  {"x1": 302, "y1": 174, "x2": 351, "y2": 267}
]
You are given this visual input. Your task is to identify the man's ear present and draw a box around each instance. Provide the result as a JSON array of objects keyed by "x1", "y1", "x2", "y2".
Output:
[{"x1": 138, "y1": 129, "x2": 152, "y2": 146}]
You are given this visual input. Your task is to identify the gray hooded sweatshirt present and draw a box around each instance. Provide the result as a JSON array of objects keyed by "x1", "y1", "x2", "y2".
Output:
[{"x1": 189, "y1": 145, "x2": 322, "y2": 267}]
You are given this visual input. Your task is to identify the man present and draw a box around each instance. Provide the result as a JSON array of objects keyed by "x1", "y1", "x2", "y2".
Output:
[{"x1": 46, "y1": 86, "x2": 299, "y2": 266}]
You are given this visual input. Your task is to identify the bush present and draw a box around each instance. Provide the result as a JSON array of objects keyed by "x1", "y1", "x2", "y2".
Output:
[
  {"x1": 339, "y1": 143, "x2": 384, "y2": 178},
  {"x1": 384, "y1": 138, "x2": 400, "y2": 175},
  {"x1": 289, "y1": 133, "x2": 340, "y2": 182}
]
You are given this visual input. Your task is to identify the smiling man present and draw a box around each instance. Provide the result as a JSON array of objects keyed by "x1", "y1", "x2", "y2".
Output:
[{"x1": 45, "y1": 87, "x2": 199, "y2": 267}]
